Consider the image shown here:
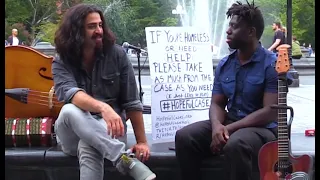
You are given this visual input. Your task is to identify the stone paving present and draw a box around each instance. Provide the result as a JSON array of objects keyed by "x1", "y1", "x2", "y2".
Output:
[
  {"x1": 126, "y1": 76, "x2": 315, "y2": 154},
  {"x1": 126, "y1": 84, "x2": 315, "y2": 153},
  {"x1": 127, "y1": 85, "x2": 315, "y2": 133},
  {"x1": 287, "y1": 85, "x2": 315, "y2": 133},
  {"x1": 127, "y1": 76, "x2": 315, "y2": 135}
]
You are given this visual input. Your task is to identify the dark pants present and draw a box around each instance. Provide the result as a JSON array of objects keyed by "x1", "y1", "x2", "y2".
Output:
[{"x1": 175, "y1": 120, "x2": 277, "y2": 180}]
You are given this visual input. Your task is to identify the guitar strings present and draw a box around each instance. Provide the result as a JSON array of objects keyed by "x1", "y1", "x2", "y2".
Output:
[
  {"x1": 10, "y1": 89, "x2": 152, "y2": 110},
  {"x1": 21, "y1": 90, "x2": 64, "y2": 108}
]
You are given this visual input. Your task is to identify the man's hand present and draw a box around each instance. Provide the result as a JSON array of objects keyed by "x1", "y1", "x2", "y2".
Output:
[
  {"x1": 210, "y1": 122, "x2": 229, "y2": 153},
  {"x1": 101, "y1": 105, "x2": 124, "y2": 138},
  {"x1": 131, "y1": 142, "x2": 150, "y2": 162}
]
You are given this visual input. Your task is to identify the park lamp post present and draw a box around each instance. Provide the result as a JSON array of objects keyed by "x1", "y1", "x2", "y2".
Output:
[
  {"x1": 286, "y1": 0, "x2": 300, "y2": 87},
  {"x1": 172, "y1": 4, "x2": 186, "y2": 26}
]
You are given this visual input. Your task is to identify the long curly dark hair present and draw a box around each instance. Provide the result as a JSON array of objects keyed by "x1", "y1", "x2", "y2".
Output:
[{"x1": 54, "y1": 3, "x2": 116, "y2": 67}]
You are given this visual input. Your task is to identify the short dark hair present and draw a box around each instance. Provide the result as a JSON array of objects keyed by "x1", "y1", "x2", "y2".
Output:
[
  {"x1": 54, "y1": 4, "x2": 116, "y2": 67},
  {"x1": 274, "y1": 22, "x2": 282, "y2": 28},
  {"x1": 226, "y1": 0, "x2": 265, "y2": 40}
]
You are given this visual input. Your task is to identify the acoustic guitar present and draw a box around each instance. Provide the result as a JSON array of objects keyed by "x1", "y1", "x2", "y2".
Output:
[{"x1": 258, "y1": 44, "x2": 314, "y2": 180}]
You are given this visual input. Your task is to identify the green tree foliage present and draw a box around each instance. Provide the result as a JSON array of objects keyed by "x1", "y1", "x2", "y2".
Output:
[
  {"x1": 5, "y1": 0, "x2": 314, "y2": 50},
  {"x1": 83, "y1": 0, "x2": 178, "y2": 47},
  {"x1": 256, "y1": 0, "x2": 315, "y2": 49},
  {"x1": 5, "y1": 0, "x2": 30, "y2": 24},
  {"x1": 37, "y1": 21, "x2": 60, "y2": 45},
  {"x1": 96, "y1": 0, "x2": 139, "y2": 45},
  {"x1": 125, "y1": 0, "x2": 179, "y2": 46},
  {"x1": 5, "y1": 0, "x2": 72, "y2": 45},
  {"x1": 292, "y1": 0, "x2": 314, "y2": 48}
]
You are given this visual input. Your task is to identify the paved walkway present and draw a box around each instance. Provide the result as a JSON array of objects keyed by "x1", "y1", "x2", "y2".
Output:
[
  {"x1": 127, "y1": 78, "x2": 315, "y2": 153},
  {"x1": 127, "y1": 84, "x2": 315, "y2": 134},
  {"x1": 287, "y1": 85, "x2": 315, "y2": 133}
]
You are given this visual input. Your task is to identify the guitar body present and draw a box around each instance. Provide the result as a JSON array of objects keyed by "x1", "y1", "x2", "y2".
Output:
[{"x1": 259, "y1": 141, "x2": 314, "y2": 180}]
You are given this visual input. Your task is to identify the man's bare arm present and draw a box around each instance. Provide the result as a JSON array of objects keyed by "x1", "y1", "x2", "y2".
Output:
[
  {"x1": 52, "y1": 58, "x2": 112, "y2": 113},
  {"x1": 226, "y1": 92, "x2": 278, "y2": 133},
  {"x1": 209, "y1": 94, "x2": 228, "y2": 129},
  {"x1": 71, "y1": 91, "x2": 112, "y2": 113},
  {"x1": 52, "y1": 54, "x2": 124, "y2": 137},
  {"x1": 117, "y1": 47, "x2": 147, "y2": 143},
  {"x1": 268, "y1": 39, "x2": 281, "y2": 51},
  {"x1": 127, "y1": 111, "x2": 147, "y2": 144}
]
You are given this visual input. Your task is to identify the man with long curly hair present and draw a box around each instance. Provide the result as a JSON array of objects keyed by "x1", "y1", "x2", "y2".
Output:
[
  {"x1": 52, "y1": 4, "x2": 156, "y2": 180},
  {"x1": 175, "y1": 1, "x2": 279, "y2": 180}
]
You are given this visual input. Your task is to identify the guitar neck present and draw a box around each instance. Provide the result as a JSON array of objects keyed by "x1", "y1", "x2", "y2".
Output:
[{"x1": 277, "y1": 78, "x2": 289, "y2": 163}]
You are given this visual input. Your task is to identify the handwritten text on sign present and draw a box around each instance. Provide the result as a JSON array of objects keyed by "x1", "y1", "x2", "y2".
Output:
[{"x1": 145, "y1": 27, "x2": 213, "y2": 143}]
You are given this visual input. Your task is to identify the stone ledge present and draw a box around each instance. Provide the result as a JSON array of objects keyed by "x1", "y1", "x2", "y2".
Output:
[{"x1": 5, "y1": 133, "x2": 315, "y2": 180}]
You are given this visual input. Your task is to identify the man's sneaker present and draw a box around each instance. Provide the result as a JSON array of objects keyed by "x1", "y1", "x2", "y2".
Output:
[{"x1": 116, "y1": 151, "x2": 156, "y2": 180}]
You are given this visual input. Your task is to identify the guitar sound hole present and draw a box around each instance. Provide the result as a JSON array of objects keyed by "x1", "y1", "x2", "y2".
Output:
[{"x1": 273, "y1": 161, "x2": 293, "y2": 177}]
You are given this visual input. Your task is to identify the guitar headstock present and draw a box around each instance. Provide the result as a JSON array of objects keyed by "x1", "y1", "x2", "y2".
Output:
[{"x1": 275, "y1": 44, "x2": 291, "y2": 74}]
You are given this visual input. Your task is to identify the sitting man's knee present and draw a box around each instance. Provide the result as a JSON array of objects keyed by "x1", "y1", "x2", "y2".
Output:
[
  {"x1": 175, "y1": 128, "x2": 190, "y2": 154},
  {"x1": 60, "y1": 103, "x2": 82, "y2": 117},
  {"x1": 175, "y1": 127, "x2": 189, "y2": 143},
  {"x1": 175, "y1": 125, "x2": 197, "y2": 149},
  {"x1": 223, "y1": 135, "x2": 249, "y2": 154},
  {"x1": 77, "y1": 140, "x2": 103, "y2": 163}
]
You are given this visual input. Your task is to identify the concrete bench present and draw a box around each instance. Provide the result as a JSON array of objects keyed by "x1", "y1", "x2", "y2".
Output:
[
  {"x1": 5, "y1": 134, "x2": 225, "y2": 180},
  {"x1": 5, "y1": 132, "x2": 315, "y2": 180},
  {"x1": 5, "y1": 106, "x2": 315, "y2": 180}
]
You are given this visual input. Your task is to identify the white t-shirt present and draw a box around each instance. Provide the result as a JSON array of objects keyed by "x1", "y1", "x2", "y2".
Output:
[{"x1": 12, "y1": 37, "x2": 19, "y2": 45}]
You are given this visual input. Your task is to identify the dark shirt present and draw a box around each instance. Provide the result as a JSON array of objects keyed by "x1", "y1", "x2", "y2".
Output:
[
  {"x1": 7, "y1": 36, "x2": 21, "y2": 45},
  {"x1": 273, "y1": 30, "x2": 286, "y2": 52},
  {"x1": 212, "y1": 43, "x2": 278, "y2": 128},
  {"x1": 52, "y1": 44, "x2": 143, "y2": 129}
]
